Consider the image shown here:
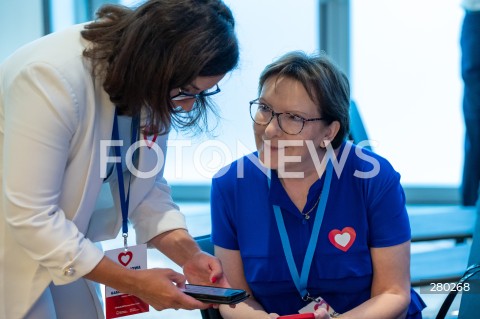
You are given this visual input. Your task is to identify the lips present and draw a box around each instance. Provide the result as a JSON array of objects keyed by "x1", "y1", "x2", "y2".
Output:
[{"x1": 262, "y1": 140, "x2": 280, "y2": 150}]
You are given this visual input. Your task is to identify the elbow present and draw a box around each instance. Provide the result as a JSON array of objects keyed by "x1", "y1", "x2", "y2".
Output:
[{"x1": 395, "y1": 290, "x2": 411, "y2": 319}]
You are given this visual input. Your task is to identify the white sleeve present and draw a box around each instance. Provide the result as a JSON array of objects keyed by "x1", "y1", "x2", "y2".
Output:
[
  {"x1": 128, "y1": 133, "x2": 188, "y2": 246},
  {"x1": 2, "y1": 63, "x2": 103, "y2": 284}
]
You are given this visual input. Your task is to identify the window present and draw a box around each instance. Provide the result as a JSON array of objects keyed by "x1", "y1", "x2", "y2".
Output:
[
  {"x1": 44, "y1": 0, "x2": 464, "y2": 188},
  {"x1": 165, "y1": 0, "x2": 319, "y2": 184},
  {"x1": 351, "y1": 0, "x2": 464, "y2": 186}
]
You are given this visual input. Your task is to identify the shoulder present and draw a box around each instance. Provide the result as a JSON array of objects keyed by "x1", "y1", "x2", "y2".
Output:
[
  {"x1": 213, "y1": 151, "x2": 268, "y2": 179},
  {"x1": 1, "y1": 23, "x2": 93, "y2": 97},
  {"x1": 1, "y1": 23, "x2": 102, "y2": 126},
  {"x1": 212, "y1": 152, "x2": 270, "y2": 192},
  {"x1": 338, "y1": 141, "x2": 399, "y2": 181},
  {"x1": 2, "y1": 23, "x2": 89, "y2": 74},
  {"x1": 340, "y1": 143, "x2": 407, "y2": 215}
]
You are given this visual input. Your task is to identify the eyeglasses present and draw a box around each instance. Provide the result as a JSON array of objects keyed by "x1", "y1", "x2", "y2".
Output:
[
  {"x1": 170, "y1": 84, "x2": 221, "y2": 101},
  {"x1": 249, "y1": 99, "x2": 326, "y2": 135}
]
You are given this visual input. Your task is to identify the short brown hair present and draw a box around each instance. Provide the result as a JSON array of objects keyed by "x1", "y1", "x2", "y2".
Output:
[{"x1": 258, "y1": 51, "x2": 350, "y2": 148}]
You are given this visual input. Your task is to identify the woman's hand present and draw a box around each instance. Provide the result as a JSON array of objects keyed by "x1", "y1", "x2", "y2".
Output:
[
  {"x1": 127, "y1": 267, "x2": 210, "y2": 311},
  {"x1": 182, "y1": 251, "x2": 229, "y2": 287},
  {"x1": 265, "y1": 311, "x2": 331, "y2": 319},
  {"x1": 149, "y1": 230, "x2": 229, "y2": 287}
]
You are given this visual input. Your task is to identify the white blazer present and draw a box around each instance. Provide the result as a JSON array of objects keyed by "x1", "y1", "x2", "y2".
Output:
[{"x1": 0, "y1": 23, "x2": 187, "y2": 318}]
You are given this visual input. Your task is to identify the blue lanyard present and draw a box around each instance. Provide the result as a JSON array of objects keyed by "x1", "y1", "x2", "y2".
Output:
[
  {"x1": 111, "y1": 109, "x2": 139, "y2": 247},
  {"x1": 270, "y1": 162, "x2": 333, "y2": 300}
]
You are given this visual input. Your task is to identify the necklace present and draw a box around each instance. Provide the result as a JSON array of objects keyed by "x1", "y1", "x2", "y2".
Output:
[{"x1": 301, "y1": 195, "x2": 321, "y2": 220}]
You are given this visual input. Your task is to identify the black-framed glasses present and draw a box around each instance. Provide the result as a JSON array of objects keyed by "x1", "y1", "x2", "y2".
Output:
[
  {"x1": 170, "y1": 84, "x2": 221, "y2": 101},
  {"x1": 249, "y1": 99, "x2": 326, "y2": 135}
]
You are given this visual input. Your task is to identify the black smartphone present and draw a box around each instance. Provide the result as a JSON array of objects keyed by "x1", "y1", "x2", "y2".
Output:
[
  {"x1": 183, "y1": 284, "x2": 249, "y2": 304},
  {"x1": 277, "y1": 314, "x2": 315, "y2": 319}
]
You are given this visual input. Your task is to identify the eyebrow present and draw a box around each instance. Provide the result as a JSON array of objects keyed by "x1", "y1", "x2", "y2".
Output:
[{"x1": 258, "y1": 98, "x2": 316, "y2": 117}]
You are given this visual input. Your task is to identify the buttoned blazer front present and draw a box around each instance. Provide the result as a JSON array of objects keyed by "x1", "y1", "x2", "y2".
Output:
[{"x1": 0, "y1": 23, "x2": 187, "y2": 318}]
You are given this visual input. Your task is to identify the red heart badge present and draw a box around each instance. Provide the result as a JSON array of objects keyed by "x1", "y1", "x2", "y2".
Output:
[
  {"x1": 328, "y1": 227, "x2": 356, "y2": 252},
  {"x1": 118, "y1": 251, "x2": 133, "y2": 266}
]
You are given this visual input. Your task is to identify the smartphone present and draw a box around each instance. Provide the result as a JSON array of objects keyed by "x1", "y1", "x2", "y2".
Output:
[
  {"x1": 277, "y1": 314, "x2": 315, "y2": 319},
  {"x1": 183, "y1": 284, "x2": 249, "y2": 304}
]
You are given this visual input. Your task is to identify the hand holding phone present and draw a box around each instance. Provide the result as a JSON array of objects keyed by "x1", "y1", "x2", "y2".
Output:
[
  {"x1": 183, "y1": 284, "x2": 249, "y2": 305},
  {"x1": 277, "y1": 313, "x2": 316, "y2": 319}
]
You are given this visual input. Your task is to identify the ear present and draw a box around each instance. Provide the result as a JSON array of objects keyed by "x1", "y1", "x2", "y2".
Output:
[{"x1": 322, "y1": 120, "x2": 341, "y2": 147}]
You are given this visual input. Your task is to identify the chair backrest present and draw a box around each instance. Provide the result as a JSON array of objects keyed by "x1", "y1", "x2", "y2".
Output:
[
  {"x1": 458, "y1": 200, "x2": 480, "y2": 318},
  {"x1": 348, "y1": 100, "x2": 371, "y2": 150},
  {"x1": 196, "y1": 234, "x2": 214, "y2": 255}
]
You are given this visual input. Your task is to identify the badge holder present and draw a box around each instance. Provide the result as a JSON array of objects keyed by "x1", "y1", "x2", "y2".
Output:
[
  {"x1": 104, "y1": 240, "x2": 148, "y2": 319},
  {"x1": 298, "y1": 295, "x2": 340, "y2": 318},
  {"x1": 271, "y1": 160, "x2": 341, "y2": 318},
  {"x1": 104, "y1": 112, "x2": 149, "y2": 319}
]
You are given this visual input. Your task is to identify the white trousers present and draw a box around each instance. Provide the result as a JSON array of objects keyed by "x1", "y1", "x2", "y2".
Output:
[{"x1": 24, "y1": 279, "x2": 104, "y2": 319}]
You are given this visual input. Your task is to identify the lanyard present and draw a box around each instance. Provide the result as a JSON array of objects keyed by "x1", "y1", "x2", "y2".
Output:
[
  {"x1": 111, "y1": 109, "x2": 139, "y2": 248},
  {"x1": 270, "y1": 161, "x2": 333, "y2": 300}
]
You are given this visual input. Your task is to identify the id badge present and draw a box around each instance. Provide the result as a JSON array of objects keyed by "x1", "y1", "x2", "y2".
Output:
[
  {"x1": 104, "y1": 244, "x2": 149, "y2": 319},
  {"x1": 298, "y1": 296, "x2": 340, "y2": 317}
]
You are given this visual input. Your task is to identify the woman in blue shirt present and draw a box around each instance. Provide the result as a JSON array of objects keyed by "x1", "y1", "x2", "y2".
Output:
[{"x1": 210, "y1": 51, "x2": 426, "y2": 318}]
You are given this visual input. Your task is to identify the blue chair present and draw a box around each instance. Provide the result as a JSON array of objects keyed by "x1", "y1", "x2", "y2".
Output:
[
  {"x1": 348, "y1": 100, "x2": 371, "y2": 149},
  {"x1": 433, "y1": 199, "x2": 480, "y2": 318},
  {"x1": 457, "y1": 199, "x2": 480, "y2": 318}
]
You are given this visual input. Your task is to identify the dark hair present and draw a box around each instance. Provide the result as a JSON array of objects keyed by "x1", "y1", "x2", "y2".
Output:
[
  {"x1": 81, "y1": 0, "x2": 239, "y2": 135},
  {"x1": 258, "y1": 51, "x2": 350, "y2": 148}
]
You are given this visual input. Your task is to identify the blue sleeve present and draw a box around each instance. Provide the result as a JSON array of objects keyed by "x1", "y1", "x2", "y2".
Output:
[
  {"x1": 210, "y1": 171, "x2": 239, "y2": 250},
  {"x1": 366, "y1": 162, "x2": 411, "y2": 248}
]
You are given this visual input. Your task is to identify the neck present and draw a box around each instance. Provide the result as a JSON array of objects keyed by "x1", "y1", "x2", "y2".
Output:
[
  {"x1": 279, "y1": 168, "x2": 322, "y2": 212},
  {"x1": 276, "y1": 147, "x2": 335, "y2": 212},
  {"x1": 277, "y1": 147, "x2": 328, "y2": 183}
]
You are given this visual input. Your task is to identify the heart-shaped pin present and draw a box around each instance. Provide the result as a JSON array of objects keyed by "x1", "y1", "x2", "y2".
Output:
[
  {"x1": 328, "y1": 227, "x2": 356, "y2": 252},
  {"x1": 118, "y1": 251, "x2": 133, "y2": 266},
  {"x1": 314, "y1": 299, "x2": 331, "y2": 312}
]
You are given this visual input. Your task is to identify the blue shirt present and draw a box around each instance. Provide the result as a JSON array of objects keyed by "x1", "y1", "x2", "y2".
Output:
[{"x1": 211, "y1": 142, "x2": 426, "y2": 317}]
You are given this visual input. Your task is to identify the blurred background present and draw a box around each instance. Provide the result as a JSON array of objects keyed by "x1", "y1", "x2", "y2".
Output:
[
  {"x1": 0, "y1": 0, "x2": 465, "y2": 193},
  {"x1": 0, "y1": 1, "x2": 471, "y2": 318}
]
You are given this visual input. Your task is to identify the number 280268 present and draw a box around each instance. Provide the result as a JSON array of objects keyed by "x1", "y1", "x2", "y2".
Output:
[{"x1": 428, "y1": 282, "x2": 470, "y2": 293}]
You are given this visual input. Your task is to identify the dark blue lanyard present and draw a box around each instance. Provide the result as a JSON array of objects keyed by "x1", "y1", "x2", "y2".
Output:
[
  {"x1": 270, "y1": 161, "x2": 333, "y2": 300},
  {"x1": 111, "y1": 109, "x2": 139, "y2": 247}
]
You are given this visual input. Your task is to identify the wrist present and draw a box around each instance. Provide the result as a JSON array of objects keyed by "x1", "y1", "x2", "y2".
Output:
[
  {"x1": 149, "y1": 229, "x2": 200, "y2": 266},
  {"x1": 85, "y1": 256, "x2": 137, "y2": 294}
]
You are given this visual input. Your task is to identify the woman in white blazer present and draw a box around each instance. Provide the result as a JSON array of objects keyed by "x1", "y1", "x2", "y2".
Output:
[{"x1": 0, "y1": 0, "x2": 239, "y2": 318}]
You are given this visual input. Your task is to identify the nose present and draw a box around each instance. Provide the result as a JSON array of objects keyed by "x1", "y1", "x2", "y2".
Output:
[
  {"x1": 264, "y1": 114, "x2": 282, "y2": 137},
  {"x1": 174, "y1": 98, "x2": 196, "y2": 112}
]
